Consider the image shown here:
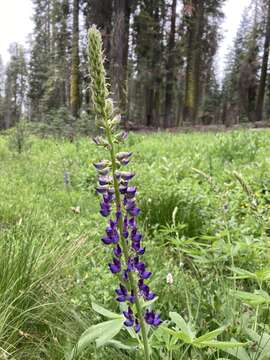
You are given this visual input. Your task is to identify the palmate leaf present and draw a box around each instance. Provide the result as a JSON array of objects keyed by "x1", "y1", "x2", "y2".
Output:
[{"x1": 69, "y1": 318, "x2": 124, "y2": 359}]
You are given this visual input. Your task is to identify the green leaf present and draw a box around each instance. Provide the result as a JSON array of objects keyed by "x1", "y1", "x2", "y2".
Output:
[
  {"x1": 96, "y1": 318, "x2": 124, "y2": 347},
  {"x1": 193, "y1": 327, "x2": 225, "y2": 345},
  {"x1": 70, "y1": 319, "x2": 124, "y2": 358},
  {"x1": 106, "y1": 339, "x2": 138, "y2": 350},
  {"x1": 245, "y1": 328, "x2": 270, "y2": 358},
  {"x1": 233, "y1": 290, "x2": 270, "y2": 306},
  {"x1": 160, "y1": 326, "x2": 192, "y2": 344},
  {"x1": 197, "y1": 340, "x2": 245, "y2": 350},
  {"x1": 169, "y1": 312, "x2": 195, "y2": 340},
  {"x1": 221, "y1": 339, "x2": 250, "y2": 360},
  {"x1": 142, "y1": 296, "x2": 159, "y2": 308},
  {"x1": 92, "y1": 302, "x2": 122, "y2": 319}
]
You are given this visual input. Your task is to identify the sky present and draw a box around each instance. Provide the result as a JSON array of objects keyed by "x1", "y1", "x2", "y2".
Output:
[
  {"x1": 0, "y1": 0, "x2": 33, "y2": 65},
  {"x1": 0, "y1": 0, "x2": 249, "y2": 73},
  {"x1": 217, "y1": 0, "x2": 250, "y2": 79}
]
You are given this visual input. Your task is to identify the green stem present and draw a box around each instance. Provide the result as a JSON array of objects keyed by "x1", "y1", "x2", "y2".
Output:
[{"x1": 105, "y1": 123, "x2": 150, "y2": 360}]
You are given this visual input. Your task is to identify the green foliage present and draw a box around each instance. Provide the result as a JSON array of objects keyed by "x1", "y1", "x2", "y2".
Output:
[
  {"x1": 7, "y1": 120, "x2": 31, "y2": 154},
  {"x1": 1, "y1": 129, "x2": 270, "y2": 358}
]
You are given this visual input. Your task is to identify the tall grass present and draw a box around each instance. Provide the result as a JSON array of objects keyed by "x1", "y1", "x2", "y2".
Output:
[{"x1": 1, "y1": 130, "x2": 270, "y2": 358}]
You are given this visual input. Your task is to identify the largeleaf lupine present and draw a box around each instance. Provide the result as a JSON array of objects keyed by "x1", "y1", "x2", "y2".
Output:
[{"x1": 88, "y1": 26, "x2": 161, "y2": 359}]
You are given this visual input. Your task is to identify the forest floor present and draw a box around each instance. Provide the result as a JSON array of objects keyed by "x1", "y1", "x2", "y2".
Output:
[
  {"x1": 128, "y1": 120, "x2": 270, "y2": 133},
  {"x1": 1, "y1": 129, "x2": 270, "y2": 359}
]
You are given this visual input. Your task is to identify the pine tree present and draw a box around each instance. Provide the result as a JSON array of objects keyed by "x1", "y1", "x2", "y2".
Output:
[
  {"x1": 70, "y1": 0, "x2": 80, "y2": 119},
  {"x1": 256, "y1": 0, "x2": 270, "y2": 121},
  {"x1": 164, "y1": 0, "x2": 177, "y2": 128},
  {"x1": 4, "y1": 44, "x2": 27, "y2": 128},
  {"x1": 0, "y1": 55, "x2": 5, "y2": 129}
]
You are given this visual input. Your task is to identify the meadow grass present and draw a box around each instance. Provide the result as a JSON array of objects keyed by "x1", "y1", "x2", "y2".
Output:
[{"x1": 1, "y1": 129, "x2": 270, "y2": 359}]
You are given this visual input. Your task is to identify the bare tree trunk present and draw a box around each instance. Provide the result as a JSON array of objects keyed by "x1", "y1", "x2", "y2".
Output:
[
  {"x1": 256, "y1": 0, "x2": 270, "y2": 122},
  {"x1": 111, "y1": 0, "x2": 130, "y2": 124},
  {"x1": 164, "y1": 0, "x2": 177, "y2": 128},
  {"x1": 182, "y1": 0, "x2": 204, "y2": 125}
]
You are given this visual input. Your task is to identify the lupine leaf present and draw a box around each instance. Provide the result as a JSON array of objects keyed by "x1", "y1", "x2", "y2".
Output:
[
  {"x1": 169, "y1": 312, "x2": 195, "y2": 340},
  {"x1": 70, "y1": 319, "x2": 124, "y2": 358},
  {"x1": 106, "y1": 339, "x2": 138, "y2": 350},
  {"x1": 233, "y1": 290, "x2": 270, "y2": 306},
  {"x1": 95, "y1": 318, "x2": 124, "y2": 347},
  {"x1": 196, "y1": 340, "x2": 245, "y2": 350},
  {"x1": 160, "y1": 326, "x2": 193, "y2": 343},
  {"x1": 221, "y1": 340, "x2": 250, "y2": 360},
  {"x1": 193, "y1": 327, "x2": 225, "y2": 344},
  {"x1": 92, "y1": 302, "x2": 122, "y2": 319}
]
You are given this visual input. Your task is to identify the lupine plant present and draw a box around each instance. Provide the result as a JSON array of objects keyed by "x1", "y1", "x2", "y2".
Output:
[
  {"x1": 79, "y1": 25, "x2": 161, "y2": 359},
  {"x1": 70, "y1": 26, "x2": 246, "y2": 360}
]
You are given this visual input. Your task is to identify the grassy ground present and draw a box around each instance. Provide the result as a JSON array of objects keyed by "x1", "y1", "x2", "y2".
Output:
[{"x1": 1, "y1": 129, "x2": 270, "y2": 359}]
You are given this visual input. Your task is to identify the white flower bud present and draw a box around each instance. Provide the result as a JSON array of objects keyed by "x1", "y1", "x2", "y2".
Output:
[{"x1": 166, "y1": 273, "x2": 173, "y2": 285}]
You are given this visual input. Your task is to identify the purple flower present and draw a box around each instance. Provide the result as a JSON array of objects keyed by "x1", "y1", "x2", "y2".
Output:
[
  {"x1": 99, "y1": 176, "x2": 112, "y2": 186},
  {"x1": 96, "y1": 186, "x2": 108, "y2": 194},
  {"x1": 126, "y1": 187, "x2": 137, "y2": 198},
  {"x1": 120, "y1": 172, "x2": 135, "y2": 181},
  {"x1": 116, "y1": 152, "x2": 132, "y2": 161},
  {"x1": 93, "y1": 121, "x2": 162, "y2": 334},
  {"x1": 135, "y1": 319, "x2": 140, "y2": 333},
  {"x1": 144, "y1": 310, "x2": 162, "y2": 326},
  {"x1": 123, "y1": 306, "x2": 134, "y2": 327},
  {"x1": 100, "y1": 201, "x2": 111, "y2": 217},
  {"x1": 114, "y1": 244, "x2": 122, "y2": 257},
  {"x1": 93, "y1": 160, "x2": 109, "y2": 169},
  {"x1": 109, "y1": 258, "x2": 121, "y2": 273},
  {"x1": 115, "y1": 284, "x2": 128, "y2": 302}
]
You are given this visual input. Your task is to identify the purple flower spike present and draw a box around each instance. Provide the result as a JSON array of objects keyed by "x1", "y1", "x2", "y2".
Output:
[
  {"x1": 109, "y1": 258, "x2": 121, "y2": 274},
  {"x1": 93, "y1": 112, "x2": 161, "y2": 332}
]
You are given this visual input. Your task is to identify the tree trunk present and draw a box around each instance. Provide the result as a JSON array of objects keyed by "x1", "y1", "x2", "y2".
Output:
[
  {"x1": 164, "y1": 0, "x2": 177, "y2": 128},
  {"x1": 183, "y1": 0, "x2": 204, "y2": 125},
  {"x1": 111, "y1": 0, "x2": 130, "y2": 124},
  {"x1": 70, "y1": 0, "x2": 80, "y2": 118},
  {"x1": 256, "y1": 0, "x2": 270, "y2": 122}
]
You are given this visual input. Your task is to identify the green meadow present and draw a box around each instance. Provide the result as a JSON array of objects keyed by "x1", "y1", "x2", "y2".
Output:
[{"x1": 1, "y1": 129, "x2": 270, "y2": 359}]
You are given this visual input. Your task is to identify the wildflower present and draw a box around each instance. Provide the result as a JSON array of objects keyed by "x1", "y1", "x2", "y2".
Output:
[
  {"x1": 166, "y1": 272, "x2": 174, "y2": 285},
  {"x1": 88, "y1": 26, "x2": 161, "y2": 358}
]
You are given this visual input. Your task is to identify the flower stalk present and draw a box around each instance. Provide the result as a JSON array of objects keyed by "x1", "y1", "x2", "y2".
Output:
[{"x1": 88, "y1": 26, "x2": 161, "y2": 359}]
